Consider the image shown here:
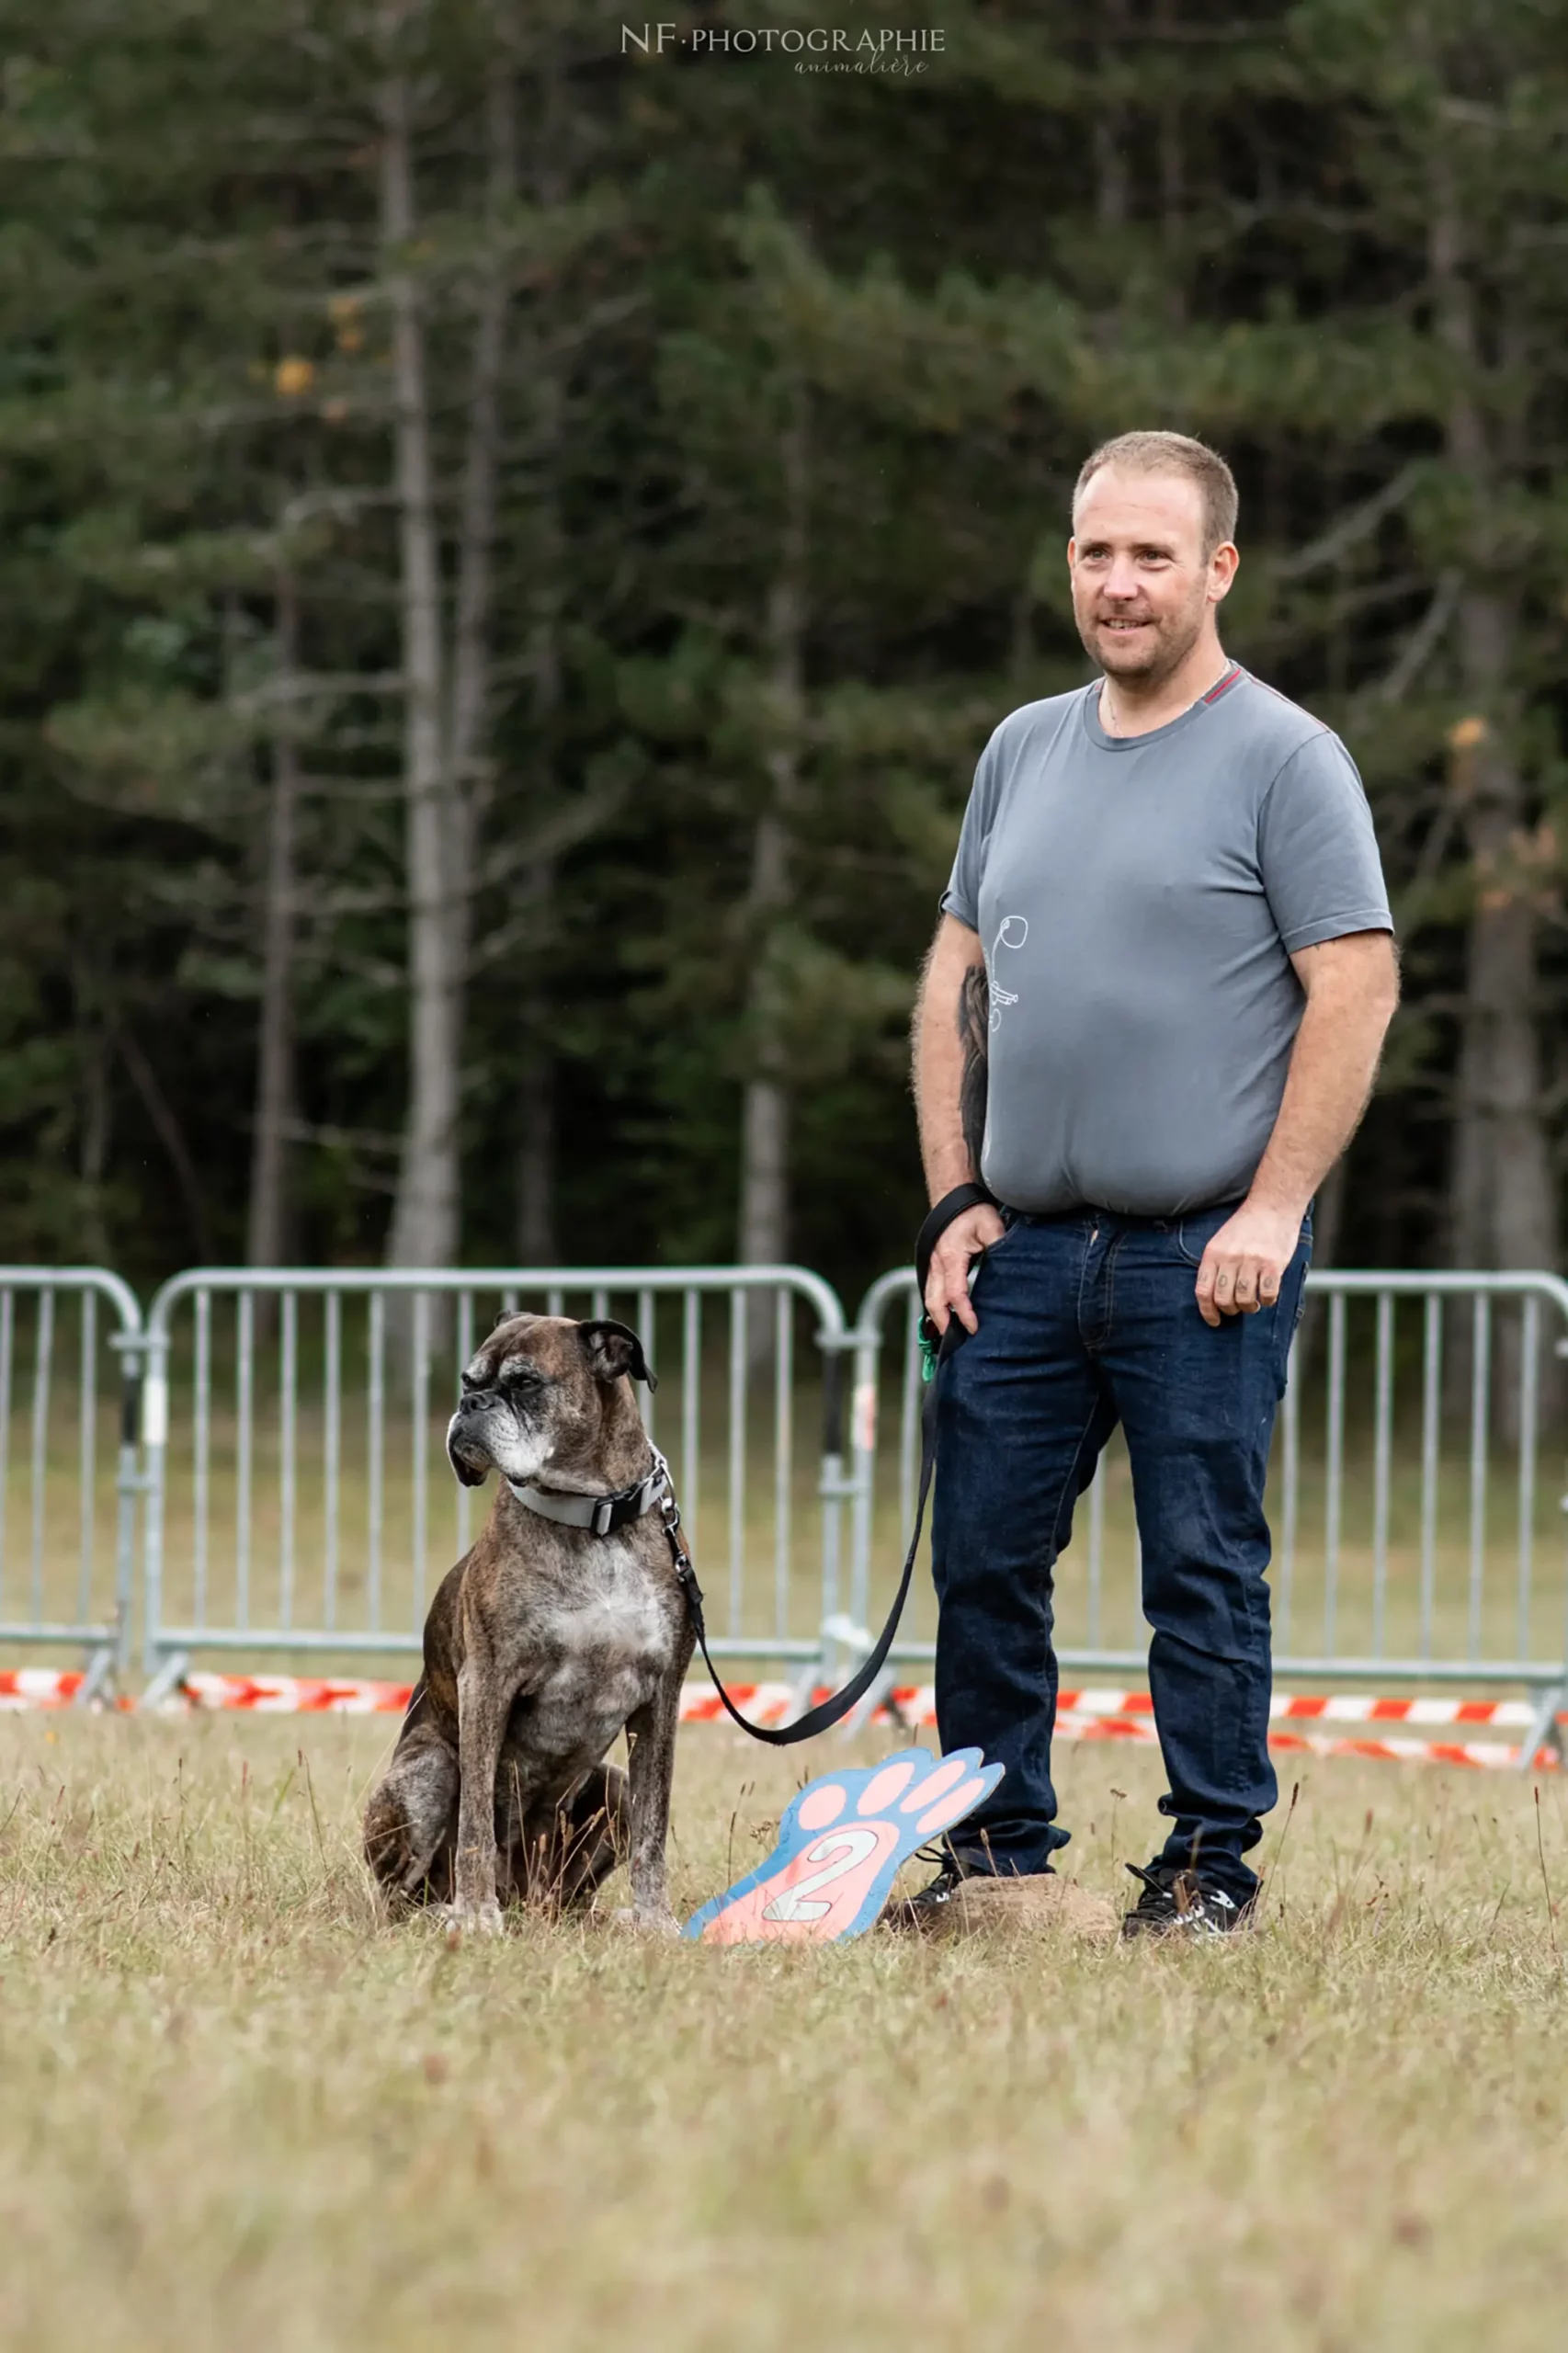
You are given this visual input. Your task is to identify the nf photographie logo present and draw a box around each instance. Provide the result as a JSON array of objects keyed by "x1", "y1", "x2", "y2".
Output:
[{"x1": 622, "y1": 22, "x2": 946, "y2": 74}]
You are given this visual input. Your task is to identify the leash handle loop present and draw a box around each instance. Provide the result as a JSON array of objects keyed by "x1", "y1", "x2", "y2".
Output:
[{"x1": 915, "y1": 1181, "x2": 997, "y2": 1381}]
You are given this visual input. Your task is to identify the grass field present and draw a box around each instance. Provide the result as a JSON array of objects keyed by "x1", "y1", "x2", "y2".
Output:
[{"x1": 4, "y1": 1712, "x2": 1567, "y2": 2351}]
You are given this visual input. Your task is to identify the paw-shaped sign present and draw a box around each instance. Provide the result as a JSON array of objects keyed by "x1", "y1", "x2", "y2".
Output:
[{"x1": 683, "y1": 1746, "x2": 1004, "y2": 1946}]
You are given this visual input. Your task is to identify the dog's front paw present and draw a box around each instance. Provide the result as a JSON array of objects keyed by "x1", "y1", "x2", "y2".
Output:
[
  {"x1": 611, "y1": 1905, "x2": 682, "y2": 1939},
  {"x1": 442, "y1": 1897, "x2": 506, "y2": 1938}
]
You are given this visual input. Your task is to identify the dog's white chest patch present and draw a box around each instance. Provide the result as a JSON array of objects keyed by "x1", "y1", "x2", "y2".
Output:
[
  {"x1": 562, "y1": 1579, "x2": 668, "y2": 1665},
  {"x1": 535, "y1": 1540, "x2": 675, "y2": 1725}
]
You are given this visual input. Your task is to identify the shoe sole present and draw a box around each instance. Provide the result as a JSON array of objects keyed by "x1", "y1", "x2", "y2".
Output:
[{"x1": 1120, "y1": 1913, "x2": 1258, "y2": 1942}]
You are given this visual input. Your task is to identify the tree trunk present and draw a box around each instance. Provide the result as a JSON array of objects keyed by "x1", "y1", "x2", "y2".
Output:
[
  {"x1": 1153, "y1": 0, "x2": 1185, "y2": 335},
  {"x1": 381, "y1": 69, "x2": 461, "y2": 1280},
  {"x1": 517, "y1": 1048, "x2": 558, "y2": 1266},
  {"x1": 1090, "y1": 0, "x2": 1127, "y2": 357},
  {"x1": 381, "y1": 55, "x2": 514, "y2": 1290},
  {"x1": 446, "y1": 55, "x2": 514, "y2": 856},
  {"x1": 1448, "y1": 608, "x2": 1554, "y2": 1280},
  {"x1": 738, "y1": 382, "x2": 808, "y2": 1305},
  {"x1": 1432, "y1": 173, "x2": 1558, "y2": 1440},
  {"x1": 116, "y1": 1023, "x2": 212, "y2": 1262},
  {"x1": 512, "y1": 289, "x2": 567, "y2": 1270},
  {"x1": 75, "y1": 958, "x2": 111, "y2": 1267},
  {"x1": 1093, "y1": 0, "x2": 1127, "y2": 238},
  {"x1": 246, "y1": 568, "x2": 301, "y2": 1270}
]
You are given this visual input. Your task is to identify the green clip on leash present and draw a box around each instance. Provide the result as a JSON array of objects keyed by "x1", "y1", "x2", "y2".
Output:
[{"x1": 915, "y1": 1181, "x2": 998, "y2": 1381}]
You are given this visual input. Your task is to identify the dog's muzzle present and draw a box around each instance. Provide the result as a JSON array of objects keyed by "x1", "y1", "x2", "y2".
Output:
[{"x1": 448, "y1": 1391, "x2": 506, "y2": 1486}]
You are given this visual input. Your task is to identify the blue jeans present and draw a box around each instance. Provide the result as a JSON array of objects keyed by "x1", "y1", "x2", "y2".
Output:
[{"x1": 930, "y1": 1199, "x2": 1312, "y2": 1903}]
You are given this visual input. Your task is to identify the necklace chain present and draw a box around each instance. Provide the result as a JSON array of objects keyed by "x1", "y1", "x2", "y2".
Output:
[{"x1": 1100, "y1": 659, "x2": 1232, "y2": 738}]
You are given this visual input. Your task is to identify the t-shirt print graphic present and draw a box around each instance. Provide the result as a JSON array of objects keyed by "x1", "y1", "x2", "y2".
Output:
[{"x1": 989, "y1": 914, "x2": 1028, "y2": 1032}]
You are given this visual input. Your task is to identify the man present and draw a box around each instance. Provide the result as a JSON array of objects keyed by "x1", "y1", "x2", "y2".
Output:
[{"x1": 901, "y1": 429, "x2": 1397, "y2": 1940}]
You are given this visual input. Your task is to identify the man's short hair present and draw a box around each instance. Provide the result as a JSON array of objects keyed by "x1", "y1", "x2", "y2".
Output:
[{"x1": 1074, "y1": 430, "x2": 1238, "y2": 559}]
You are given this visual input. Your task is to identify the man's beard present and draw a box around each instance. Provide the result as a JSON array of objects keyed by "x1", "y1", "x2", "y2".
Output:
[{"x1": 1074, "y1": 591, "x2": 1207, "y2": 688}]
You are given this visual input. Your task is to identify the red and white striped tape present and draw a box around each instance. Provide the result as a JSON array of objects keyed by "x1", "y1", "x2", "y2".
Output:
[
  {"x1": 653, "y1": 1682, "x2": 1567, "y2": 1771},
  {"x1": 1, "y1": 1666, "x2": 1562, "y2": 1769},
  {"x1": 176, "y1": 1671, "x2": 415, "y2": 1715},
  {"x1": 0, "y1": 1667, "x2": 106, "y2": 1711}
]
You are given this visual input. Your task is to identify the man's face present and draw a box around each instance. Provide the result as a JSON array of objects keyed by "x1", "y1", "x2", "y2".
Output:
[{"x1": 1068, "y1": 467, "x2": 1233, "y2": 687}]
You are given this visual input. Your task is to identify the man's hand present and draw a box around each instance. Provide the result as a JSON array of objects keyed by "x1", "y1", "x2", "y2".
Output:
[
  {"x1": 924, "y1": 1203, "x2": 1006, "y2": 1336},
  {"x1": 1191, "y1": 926, "x2": 1392, "y2": 1330},
  {"x1": 1195, "y1": 1200, "x2": 1306, "y2": 1328}
]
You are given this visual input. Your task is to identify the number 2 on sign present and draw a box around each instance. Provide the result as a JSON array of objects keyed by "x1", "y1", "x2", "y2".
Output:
[{"x1": 760, "y1": 1827, "x2": 881, "y2": 1924}]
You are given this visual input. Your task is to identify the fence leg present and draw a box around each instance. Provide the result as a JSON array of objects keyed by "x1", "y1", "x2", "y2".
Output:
[
  {"x1": 1516, "y1": 1681, "x2": 1568, "y2": 1772},
  {"x1": 109, "y1": 1327, "x2": 145, "y2": 1686},
  {"x1": 841, "y1": 1663, "x2": 909, "y2": 1742},
  {"x1": 785, "y1": 1657, "x2": 818, "y2": 1723},
  {"x1": 801, "y1": 1609, "x2": 913, "y2": 1741},
  {"x1": 846, "y1": 1320, "x2": 883, "y2": 1636},
  {"x1": 140, "y1": 1651, "x2": 190, "y2": 1711},
  {"x1": 72, "y1": 1645, "x2": 117, "y2": 1707},
  {"x1": 138, "y1": 1326, "x2": 170, "y2": 1681},
  {"x1": 816, "y1": 1335, "x2": 848, "y2": 1678}
]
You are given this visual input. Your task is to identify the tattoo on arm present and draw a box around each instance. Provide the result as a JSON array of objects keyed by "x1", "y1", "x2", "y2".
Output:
[{"x1": 957, "y1": 965, "x2": 989, "y2": 1177}]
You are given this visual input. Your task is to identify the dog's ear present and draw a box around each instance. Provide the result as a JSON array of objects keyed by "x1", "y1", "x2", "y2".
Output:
[{"x1": 578, "y1": 1319, "x2": 657, "y2": 1391}]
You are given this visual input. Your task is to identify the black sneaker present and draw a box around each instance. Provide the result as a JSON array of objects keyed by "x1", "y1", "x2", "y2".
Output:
[
  {"x1": 1120, "y1": 1859, "x2": 1256, "y2": 1940},
  {"x1": 882, "y1": 1847, "x2": 965, "y2": 1931}
]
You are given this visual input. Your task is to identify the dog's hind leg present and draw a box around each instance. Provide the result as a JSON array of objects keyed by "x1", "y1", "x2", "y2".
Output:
[
  {"x1": 562, "y1": 1763, "x2": 630, "y2": 1907},
  {"x1": 363, "y1": 1728, "x2": 459, "y2": 1913},
  {"x1": 514, "y1": 1765, "x2": 629, "y2": 1915}
]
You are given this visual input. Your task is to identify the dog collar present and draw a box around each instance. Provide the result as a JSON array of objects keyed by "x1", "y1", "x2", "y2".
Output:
[{"x1": 506, "y1": 1454, "x2": 667, "y2": 1540}]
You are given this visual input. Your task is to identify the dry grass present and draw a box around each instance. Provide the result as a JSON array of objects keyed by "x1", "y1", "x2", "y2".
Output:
[{"x1": 2, "y1": 1714, "x2": 1566, "y2": 2350}]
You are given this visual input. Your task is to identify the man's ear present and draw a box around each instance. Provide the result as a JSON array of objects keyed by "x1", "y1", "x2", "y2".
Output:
[{"x1": 577, "y1": 1319, "x2": 657, "y2": 1391}]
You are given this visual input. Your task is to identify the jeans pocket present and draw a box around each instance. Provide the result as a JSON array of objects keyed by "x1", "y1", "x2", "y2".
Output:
[
  {"x1": 1175, "y1": 1204, "x2": 1232, "y2": 1267},
  {"x1": 1276, "y1": 1244, "x2": 1312, "y2": 1395},
  {"x1": 1176, "y1": 1200, "x2": 1310, "y2": 1271},
  {"x1": 980, "y1": 1209, "x2": 1023, "y2": 1265}
]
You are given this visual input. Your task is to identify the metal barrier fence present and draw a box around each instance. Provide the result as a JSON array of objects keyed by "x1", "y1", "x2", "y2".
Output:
[
  {"x1": 0, "y1": 1267, "x2": 143, "y2": 1697},
  {"x1": 138, "y1": 1266, "x2": 853, "y2": 1694},
  {"x1": 3, "y1": 1255, "x2": 1565, "y2": 1745},
  {"x1": 847, "y1": 1267, "x2": 1568, "y2": 1761}
]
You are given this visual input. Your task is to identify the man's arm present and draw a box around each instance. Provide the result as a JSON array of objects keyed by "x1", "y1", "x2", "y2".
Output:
[
  {"x1": 913, "y1": 915, "x2": 1005, "y2": 1334},
  {"x1": 1195, "y1": 929, "x2": 1399, "y2": 1327}
]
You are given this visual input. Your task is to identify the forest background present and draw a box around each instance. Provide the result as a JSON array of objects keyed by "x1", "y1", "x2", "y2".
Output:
[{"x1": 2, "y1": 0, "x2": 1564, "y2": 1311}]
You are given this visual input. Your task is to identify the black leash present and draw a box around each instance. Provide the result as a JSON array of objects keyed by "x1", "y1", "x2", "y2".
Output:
[
  {"x1": 666, "y1": 1182, "x2": 992, "y2": 1746},
  {"x1": 660, "y1": 1368, "x2": 941, "y2": 1746}
]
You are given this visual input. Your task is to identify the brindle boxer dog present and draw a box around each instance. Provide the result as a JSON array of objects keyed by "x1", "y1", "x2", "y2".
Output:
[{"x1": 362, "y1": 1314, "x2": 694, "y2": 1935}]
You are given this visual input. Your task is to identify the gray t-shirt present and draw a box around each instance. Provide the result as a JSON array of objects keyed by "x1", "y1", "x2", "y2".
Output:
[{"x1": 941, "y1": 665, "x2": 1392, "y2": 1217}]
